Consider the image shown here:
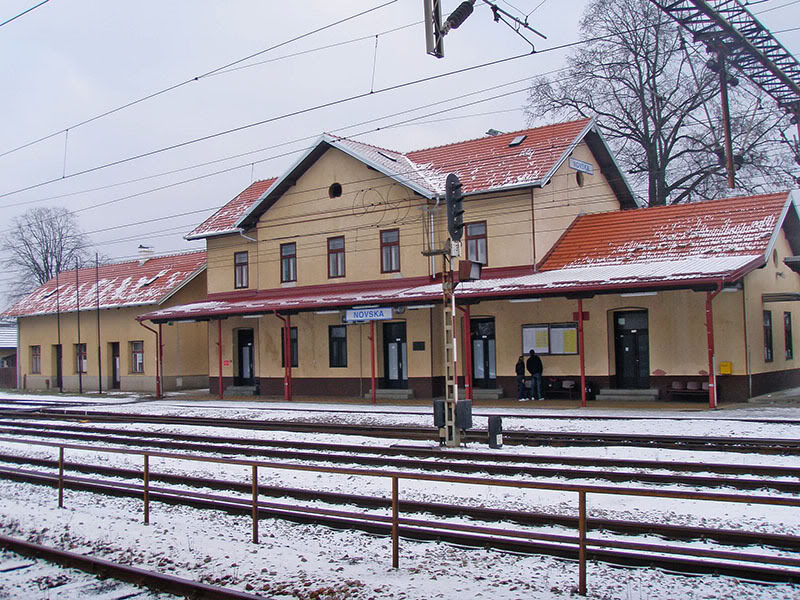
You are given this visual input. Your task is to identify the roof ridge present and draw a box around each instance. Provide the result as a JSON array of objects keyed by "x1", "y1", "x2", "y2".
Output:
[
  {"x1": 53, "y1": 249, "x2": 207, "y2": 278},
  {"x1": 587, "y1": 191, "x2": 792, "y2": 218},
  {"x1": 405, "y1": 117, "x2": 593, "y2": 155},
  {"x1": 325, "y1": 133, "x2": 404, "y2": 157}
]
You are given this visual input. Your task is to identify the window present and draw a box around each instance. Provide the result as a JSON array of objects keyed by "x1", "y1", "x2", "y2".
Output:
[
  {"x1": 281, "y1": 326, "x2": 298, "y2": 368},
  {"x1": 234, "y1": 252, "x2": 249, "y2": 289},
  {"x1": 281, "y1": 243, "x2": 296, "y2": 283},
  {"x1": 764, "y1": 310, "x2": 773, "y2": 363},
  {"x1": 380, "y1": 229, "x2": 400, "y2": 273},
  {"x1": 30, "y1": 346, "x2": 41, "y2": 374},
  {"x1": 131, "y1": 341, "x2": 144, "y2": 373},
  {"x1": 522, "y1": 323, "x2": 578, "y2": 356},
  {"x1": 75, "y1": 343, "x2": 87, "y2": 374},
  {"x1": 785, "y1": 312, "x2": 794, "y2": 360},
  {"x1": 465, "y1": 222, "x2": 487, "y2": 265},
  {"x1": 328, "y1": 236, "x2": 345, "y2": 278},
  {"x1": 329, "y1": 325, "x2": 347, "y2": 368}
]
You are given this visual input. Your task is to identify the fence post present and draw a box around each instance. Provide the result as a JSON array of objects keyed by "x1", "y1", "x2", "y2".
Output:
[
  {"x1": 143, "y1": 454, "x2": 150, "y2": 525},
  {"x1": 579, "y1": 490, "x2": 587, "y2": 596},
  {"x1": 252, "y1": 465, "x2": 258, "y2": 544},
  {"x1": 392, "y1": 476, "x2": 399, "y2": 568},
  {"x1": 58, "y1": 447, "x2": 64, "y2": 508}
]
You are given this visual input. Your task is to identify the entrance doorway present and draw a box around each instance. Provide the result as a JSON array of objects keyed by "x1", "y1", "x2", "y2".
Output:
[
  {"x1": 383, "y1": 322, "x2": 407, "y2": 389},
  {"x1": 614, "y1": 310, "x2": 650, "y2": 388},
  {"x1": 236, "y1": 329, "x2": 255, "y2": 386},
  {"x1": 109, "y1": 342, "x2": 120, "y2": 389},
  {"x1": 471, "y1": 318, "x2": 496, "y2": 389},
  {"x1": 51, "y1": 345, "x2": 62, "y2": 390}
]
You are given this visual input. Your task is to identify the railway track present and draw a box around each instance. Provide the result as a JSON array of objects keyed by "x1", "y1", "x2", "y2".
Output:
[
  {"x1": 0, "y1": 421, "x2": 798, "y2": 493},
  {"x1": 2, "y1": 409, "x2": 799, "y2": 454},
  {"x1": 2, "y1": 462, "x2": 798, "y2": 584},
  {"x1": 0, "y1": 535, "x2": 263, "y2": 599}
]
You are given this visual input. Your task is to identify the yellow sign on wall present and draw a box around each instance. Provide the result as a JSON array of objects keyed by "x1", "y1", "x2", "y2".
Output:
[{"x1": 719, "y1": 361, "x2": 732, "y2": 375}]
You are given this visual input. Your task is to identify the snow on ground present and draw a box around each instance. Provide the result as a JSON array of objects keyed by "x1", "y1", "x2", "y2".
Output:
[{"x1": 0, "y1": 391, "x2": 798, "y2": 598}]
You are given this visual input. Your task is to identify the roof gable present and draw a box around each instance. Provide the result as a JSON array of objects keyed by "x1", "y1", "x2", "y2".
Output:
[
  {"x1": 233, "y1": 119, "x2": 636, "y2": 231},
  {"x1": 3, "y1": 251, "x2": 207, "y2": 318},
  {"x1": 538, "y1": 191, "x2": 796, "y2": 273}
]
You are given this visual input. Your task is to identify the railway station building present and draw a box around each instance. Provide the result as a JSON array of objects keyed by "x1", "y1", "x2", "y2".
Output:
[
  {"x1": 138, "y1": 117, "x2": 800, "y2": 405},
  {"x1": 4, "y1": 251, "x2": 209, "y2": 394}
]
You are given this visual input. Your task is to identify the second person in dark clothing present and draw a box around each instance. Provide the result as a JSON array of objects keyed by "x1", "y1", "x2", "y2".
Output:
[
  {"x1": 527, "y1": 349, "x2": 543, "y2": 401},
  {"x1": 516, "y1": 355, "x2": 528, "y2": 401}
]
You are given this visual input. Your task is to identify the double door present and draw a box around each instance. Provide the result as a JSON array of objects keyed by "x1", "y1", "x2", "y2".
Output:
[
  {"x1": 471, "y1": 318, "x2": 496, "y2": 389},
  {"x1": 383, "y1": 322, "x2": 408, "y2": 389},
  {"x1": 614, "y1": 310, "x2": 650, "y2": 389}
]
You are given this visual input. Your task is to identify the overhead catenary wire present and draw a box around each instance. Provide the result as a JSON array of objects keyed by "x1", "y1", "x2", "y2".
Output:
[
  {"x1": 0, "y1": 0, "x2": 49, "y2": 29},
  {"x1": 0, "y1": 0, "x2": 401, "y2": 162}
]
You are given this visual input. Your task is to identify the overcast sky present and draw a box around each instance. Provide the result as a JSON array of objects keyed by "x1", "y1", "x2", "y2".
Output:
[{"x1": 1, "y1": 0, "x2": 798, "y2": 306}]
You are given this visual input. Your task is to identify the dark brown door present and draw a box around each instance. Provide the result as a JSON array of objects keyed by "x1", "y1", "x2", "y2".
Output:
[{"x1": 614, "y1": 311, "x2": 649, "y2": 388}]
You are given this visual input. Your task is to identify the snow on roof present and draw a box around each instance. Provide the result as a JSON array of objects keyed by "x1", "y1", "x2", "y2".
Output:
[
  {"x1": 539, "y1": 192, "x2": 794, "y2": 271},
  {"x1": 3, "y1": 251, "x2": 207, "y2": 318},
  {"x1": 185, "y1": 178, "x2": 277, "y2": 240},
  {"x1": 139, "y1": 252, "x2": 757, "y2": 323},
  {"x1": 198, "y1": 119, "x2": 606, "y2": 236},
  {"x1": 404, "y1": 118, "x2": 594, "y2": 195}
]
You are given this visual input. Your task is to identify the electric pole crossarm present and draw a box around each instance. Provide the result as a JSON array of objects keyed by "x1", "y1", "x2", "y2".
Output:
[{"x1": 650, "y1": 0, "x2": 800, "y2": 110}]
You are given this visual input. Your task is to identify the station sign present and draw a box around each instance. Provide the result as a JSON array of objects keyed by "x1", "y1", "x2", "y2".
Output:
[
  {"x1": 345, "y1": 307, "x2": 393, "y2": 322},
  {"x1": 569, "y1": 157, "x2": 594, "y2": 175}
]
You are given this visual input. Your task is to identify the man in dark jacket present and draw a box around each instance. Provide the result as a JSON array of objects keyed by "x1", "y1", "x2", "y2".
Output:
[{"x1": 527, "y1": 349, "x2": 544, "y2": 401}]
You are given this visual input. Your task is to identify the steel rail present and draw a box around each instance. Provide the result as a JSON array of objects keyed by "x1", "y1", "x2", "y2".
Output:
[
  {"x1": 0, "y1": 424, "x2": 797, "y2": 493},
  {"x1": 2, "y1": 464, "x2": 798, "y2": 584},
  {"x1": 2, "y1": 410, "x2": 798, "y2": 454},
  {"x1": 0, "y1": 534, "x2": 265, "y2": 599},
  {"x1": 4, "y1": 419, "x2": 799, "y2": 476},
  {"x1": 2, "y1": 457, "x2": 799, "y2": 552}
]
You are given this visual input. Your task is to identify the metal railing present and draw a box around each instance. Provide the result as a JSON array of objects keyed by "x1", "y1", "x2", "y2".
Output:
[{"x1": 1, "y1": 435, "x2": 798, "y2": 595}]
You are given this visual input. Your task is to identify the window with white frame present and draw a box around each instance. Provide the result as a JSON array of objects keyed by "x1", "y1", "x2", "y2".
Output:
[{"x1": 131, "y1": 340, "x2": 145, "y2": 373}]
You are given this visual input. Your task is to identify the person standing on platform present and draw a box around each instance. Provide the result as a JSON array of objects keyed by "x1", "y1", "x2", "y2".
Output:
[
  {"x1": 527, "y1": 349, "x2": 544, "y2": 401},
  {"x1": 516, "y1": 355, "x2": 528, "y2": 401}
]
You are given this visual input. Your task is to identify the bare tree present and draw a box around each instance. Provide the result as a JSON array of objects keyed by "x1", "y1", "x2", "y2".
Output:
[
  {"x1": 2, "y1": 207, "x2": 92, "y2": 302},
  {"x1": 525, "y1": 0, "x2": 796, "y2": 205}
]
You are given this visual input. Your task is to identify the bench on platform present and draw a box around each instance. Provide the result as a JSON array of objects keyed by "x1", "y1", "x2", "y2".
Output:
[
  {"x1": 666, "y1": 380, "x2": 709, "y2": 401},
  {"x1": 544, "y1": 379, "x2": 578, "y2": 400}
]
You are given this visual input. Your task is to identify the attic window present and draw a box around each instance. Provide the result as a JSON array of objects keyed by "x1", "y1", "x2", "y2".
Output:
[
  {"x1": 328, "y1": 183, "x2": 343, "y2": 198},
  {"x1": 377, "y1": 151, "x2": 398, "y2": 162},
  {"x1": 508, "y1": 135, "x2": 527, "y2": 147}
]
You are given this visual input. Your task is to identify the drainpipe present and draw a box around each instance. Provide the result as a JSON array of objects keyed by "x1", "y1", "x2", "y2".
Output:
[
  {"x1": 238, "y1": 229, "x2": 257, "y2": 243},
  {"x1": 706, "y1": 281, "x2": 724, "y2": 409},
  {"x1": 217, "y1": 320, "x2": 224, "y2": 400},
  {"x1": 275, "y1": 313, "x2": 293, "y2": 402},
  {"x1": 456, "y1": 305, "x2": 473, "y2": 401},
  {"x1": 578, "y1": 298, "x2": 586, "y2": 408},
  {"x1": 138, "y1": 321, "x2": 161, "y2": 399}
]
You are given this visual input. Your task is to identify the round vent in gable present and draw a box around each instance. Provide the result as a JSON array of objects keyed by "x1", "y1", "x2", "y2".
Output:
[{"x1": 329, "y1": 183, "x2": 343, "y2": 198}]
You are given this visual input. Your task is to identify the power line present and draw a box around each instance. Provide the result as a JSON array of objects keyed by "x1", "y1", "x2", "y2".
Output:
[
  {"x1": 0, "y1": 0, "x2": 400, "y2": 161},
  {"x1": 0, "y1": 0, "x2": 49, "y2": 28}
]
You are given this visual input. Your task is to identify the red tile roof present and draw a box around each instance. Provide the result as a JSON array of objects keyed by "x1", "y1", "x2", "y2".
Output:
[
  {"x1": 3, "y1": 251, "x2": 207, "y2": 318},
  {"x1": 538, "y1": 192, "x2": 793, "y2": 271},
  {"x1": 405, "y1": 118, "x2": 594, "y2": 194},
  {"x1": 186, "y1": 179, "x2": 276, "y2": 240}
]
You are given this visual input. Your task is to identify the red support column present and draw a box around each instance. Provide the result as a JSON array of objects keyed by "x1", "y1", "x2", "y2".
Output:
[
  {"x1": 706, "y1": 284, "x2": 723, "y2": 409},
  {"x1": 370, "y1": 320, "x2": 376, "y2": 405},
  {"x1": 578, "y1": 299, "x2": 586, "y2": 408},
  {"x1": 286, "y1": 315, "x2": 294, "y2": 402},
  {"x1": 218, "y1": 320, "x2": 223, "y2": 400},
  {"x1": 158, "y1": 323, "x2": 164, "y2": 398},
  {"x1": 276, "y1": 314, "x2": 292, "y2": 402}
]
